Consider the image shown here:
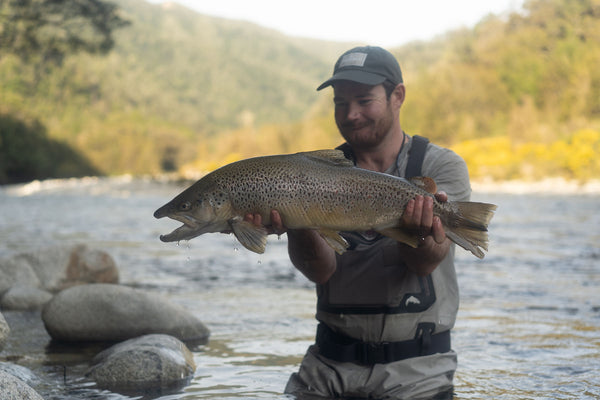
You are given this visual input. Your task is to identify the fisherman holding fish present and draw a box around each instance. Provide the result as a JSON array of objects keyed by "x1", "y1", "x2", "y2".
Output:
[
  {"x1": 155, "y1": 46, "x2": 496, "y2": 399},
  {"x1": 253, "y1": 46, "x2": 470, "y2": 399}
]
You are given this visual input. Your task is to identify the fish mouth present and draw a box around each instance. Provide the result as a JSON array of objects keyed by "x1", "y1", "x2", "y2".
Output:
[{"x1": 157, "y1": 214, "x2": 203, "y2": 243}]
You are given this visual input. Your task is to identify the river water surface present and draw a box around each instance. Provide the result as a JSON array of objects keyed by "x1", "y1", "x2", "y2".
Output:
[{"x1": 0, "y1": 177, "x2": 599, "y2": 399}]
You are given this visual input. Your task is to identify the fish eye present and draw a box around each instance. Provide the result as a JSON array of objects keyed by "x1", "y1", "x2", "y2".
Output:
[{"x1": 179, "y1": 201, "x2": 192, "y2": 211}]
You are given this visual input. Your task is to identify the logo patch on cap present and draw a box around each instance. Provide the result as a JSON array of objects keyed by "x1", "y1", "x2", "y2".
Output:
[{"x1": 339, "y1": 52, "x2": 367, "y2": 68}]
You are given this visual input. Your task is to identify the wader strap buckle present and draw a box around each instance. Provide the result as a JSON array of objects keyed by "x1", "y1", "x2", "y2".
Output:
[
  {"x1": 358, "y1": 342, "x2": 391, "y2": 365},
  {"x1": 416, "y1": 322, "x2": 436, "y2": 355}
]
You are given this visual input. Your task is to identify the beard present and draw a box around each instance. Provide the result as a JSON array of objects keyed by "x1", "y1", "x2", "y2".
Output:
[{"x1": 337, "y1": 103, "x2": 396, "y2": 149}]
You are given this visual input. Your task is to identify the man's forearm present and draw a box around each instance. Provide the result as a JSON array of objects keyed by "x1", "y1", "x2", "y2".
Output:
[
  {"x1": 287, "y1": 229, "x2": 337, "y2": 284},
  {"x1": 398, "y1": 236, "x2": 450, "y2": 276}
]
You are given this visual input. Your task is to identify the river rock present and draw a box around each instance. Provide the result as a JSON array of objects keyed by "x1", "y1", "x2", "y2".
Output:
[
  {"x1": 42, "y1": 284, "x2": 210, "y2": 342},
  {"x1": 26, "y1": 244, "x2": 119, "y2": 292},
  {"x1": 0, "y1": 244, "x2": 118, "y2": 295},
  {"x1": 0, "y1": 369, "x2": 44, "y2": 400},
  {"x1": 0, "y1": 362, "x2": 42, "y2": 388},
  {"x1": 86, "y1": 334, "x2": 196, "y2": 395},
  {"x1": 1, "y1": 285, "x2": 53, "y2": 311},
  {"x1": 0, "y1": 256, "x2": 41, "y2": 295},
  {"x1": 0, "y1": 312, "x2": 9, "y2": 351}
]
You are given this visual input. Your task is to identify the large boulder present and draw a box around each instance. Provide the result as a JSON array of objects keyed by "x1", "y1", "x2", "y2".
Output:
[
  {"x1": 86, "y1": 334, "x2": 196, "y2": 396},
  {"x1": 24, "y1": 244, "x2": 118, "y2": 292},
  {"x1": 42, "y1": 284, "x2": 210, "y2": 343},
  {"x1": 0, "y1": 312, "x2": 9, "y2": 352},
  {"x1": 1, "y1": 285, "x2": 53, "y2": 311},
  {"x1": 0, "y1": 362, "x2": 42, "y2": 388},
  {"x1": 0, "y1": 256, "x2": 41, "y2": 295},
  {"x1": 0, "y1": 370, "x2": 44, "y2": 400},
  {"x1": 0, "y1": 244, "x2": 119, "y2": 294}
]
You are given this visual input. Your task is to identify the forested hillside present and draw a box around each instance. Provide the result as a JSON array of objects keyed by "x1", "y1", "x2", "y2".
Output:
[
  {"x1": 1, "y1": 0, "x2": 599, "y2": 183},
  {"x1": 0, "y1": 0, "x2": 348, "y2": 182},
  {"x1": 204, "y1": 0, "x2": 600, "y2": 182},
  {"x1": 395, "y1": 0, "x2": 600, "y2": 181}
]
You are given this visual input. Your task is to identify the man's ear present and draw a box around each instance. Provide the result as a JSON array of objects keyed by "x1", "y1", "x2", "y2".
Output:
[{"x1": 392, "y1": 83, "x2": 406, "y2": 107}]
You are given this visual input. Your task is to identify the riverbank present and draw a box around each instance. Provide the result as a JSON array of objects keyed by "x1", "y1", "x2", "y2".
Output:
[
  {"x1": 471, "y1": 177, "x2": 600, "y2": 195},
  {"x1": 4, "y1": 175, "x2": 600, "y2": 197}
]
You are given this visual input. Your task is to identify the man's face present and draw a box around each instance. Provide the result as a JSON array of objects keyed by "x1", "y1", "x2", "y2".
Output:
[{"x1": 333, "y1": 81, "x2": 397, "y2": 149}]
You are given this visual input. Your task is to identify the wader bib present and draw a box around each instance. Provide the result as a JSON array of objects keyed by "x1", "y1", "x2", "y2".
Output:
[
  {"x1": 285, "y1": 135, "x2": 470, "y2": 399},
  {"x1": 317, "y1": 135, "x2": 456, "y2": 361}
]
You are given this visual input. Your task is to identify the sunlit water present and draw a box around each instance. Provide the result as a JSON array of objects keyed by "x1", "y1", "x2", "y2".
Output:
[{"x1": 0, "y1": 177, "x2": 599, "y2": 399}]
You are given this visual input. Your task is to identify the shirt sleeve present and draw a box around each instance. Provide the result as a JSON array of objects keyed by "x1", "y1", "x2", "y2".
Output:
[{"x1": 421, "y1": 144, "x2": 472, "y2": 202}]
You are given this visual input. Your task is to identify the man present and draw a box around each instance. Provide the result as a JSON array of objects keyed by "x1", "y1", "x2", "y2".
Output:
[{"x1": 246, "y1": 46, "x2": 471, "y2": 399}]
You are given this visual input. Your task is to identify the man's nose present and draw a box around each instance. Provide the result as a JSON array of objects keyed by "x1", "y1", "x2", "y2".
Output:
[{"x1": 346, "y1": 102, "x2": 361, "y2": 120}]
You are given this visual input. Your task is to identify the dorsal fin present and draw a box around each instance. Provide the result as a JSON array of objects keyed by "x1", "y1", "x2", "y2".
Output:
[{"x1": 299, "y1": 150, "x2": 354, "y2": 167}]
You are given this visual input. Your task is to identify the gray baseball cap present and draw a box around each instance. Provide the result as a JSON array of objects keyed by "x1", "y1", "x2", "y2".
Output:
[{"x1": 317, "y1": 46, "x2": 403, "y2": 91}]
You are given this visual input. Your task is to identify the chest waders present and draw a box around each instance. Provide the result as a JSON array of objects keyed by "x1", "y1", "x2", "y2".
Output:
[{"x1": 316, "y1": 136, "x2": 451, "y2": 365}]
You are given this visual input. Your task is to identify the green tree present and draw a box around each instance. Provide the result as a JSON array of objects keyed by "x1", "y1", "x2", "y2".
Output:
[
  {"x1": 0, "y1": 113, "x2": 99, "y2": 184},
  {"x1": 0, "y1": 0, "x2": 129, "y2": 74}
]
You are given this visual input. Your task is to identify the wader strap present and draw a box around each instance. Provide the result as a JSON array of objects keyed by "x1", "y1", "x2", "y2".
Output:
[
  {"x1": 316, "y1": 323, "x2": 450, "y2": 365},
  {"x1": 337, "y1": 135, "x2": 430, "y2": 175},
  {"x1": 405, "y1": 135, "x2": 429, "y2": 178},
  {"x1": 336, "y1": 142, "x2": 355, "y2": 163}
]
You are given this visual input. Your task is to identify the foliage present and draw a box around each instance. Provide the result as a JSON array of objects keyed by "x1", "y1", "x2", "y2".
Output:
[
  {"x1": 0, "y1": 113, "x2": 99, "y2": 184},
  {"x1": 0, "y1": 0, "x2": 129, "y2": 67},
  {"x1": 452, "y1": 129, "x2": 600, "y2": 182},
  {"x1": 398, "y1": 0, "x2": 600, "y2": 146},
  {"x1": 0, "y1": 0, "x2": 350, "y2": 181},
  {"x1": 1, "y1": 0, "x2": 600, "y2": 183},
  {"x1": 180, "y1": 113, "x2": 341, "y2": 176}
]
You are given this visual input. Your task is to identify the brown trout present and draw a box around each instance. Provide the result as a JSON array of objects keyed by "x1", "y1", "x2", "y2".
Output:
[{"x1": 154, "y1": 150, "x2": 497, "y2": 258}]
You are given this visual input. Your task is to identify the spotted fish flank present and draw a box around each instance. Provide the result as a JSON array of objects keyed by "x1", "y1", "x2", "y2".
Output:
[{"x1": 153, "y1": 150, "x2": 497, "y2": 258}]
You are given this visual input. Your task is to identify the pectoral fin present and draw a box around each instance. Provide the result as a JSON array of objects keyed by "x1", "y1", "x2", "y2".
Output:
[
  {"x1": 317, "y1": 229, "x2": 349, "y2": 255},
  {"x1": 378, "y1": 228, "x2": 420, "y2": 248},
  {"x1": 229, "y1": 217, "x2": 268, "y2": 254},
  {"x1": 408, "y1": 176, "x2": 437, "y2": 194}
]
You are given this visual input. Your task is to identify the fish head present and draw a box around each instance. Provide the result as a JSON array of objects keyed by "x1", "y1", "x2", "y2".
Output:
[{"x1": 153, "y1": 179, "x2": 232, "y2": 242}]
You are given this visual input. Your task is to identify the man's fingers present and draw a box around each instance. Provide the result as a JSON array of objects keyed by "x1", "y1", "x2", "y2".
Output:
[
  {"x1": 403, "y1": 195, "x2": 441, "y2": 240},
  {"x1": 402, "y1": 198, "x2": 415, "y2": 224},
  {"x1": 431, "y1": 216, "x2": 446, "y2": 244},
  {"x1": 434, "y1": 191, "x2": 448, "y2": 203},
  {"x1": 243, "y1": 211, "x2": 287, "y2": 235},
  {"x1": 270, "y1": 210, "x2": 286, "y2": 235},
  {"x1": 412, "y1": 196, "x2": 424, "y2": 226},
  {"x1": 244, "y1": 213, "x2": 262, "y2": 226},
  {"x1": 421, "y1": 196, "x2": 434, "y2": 228}
]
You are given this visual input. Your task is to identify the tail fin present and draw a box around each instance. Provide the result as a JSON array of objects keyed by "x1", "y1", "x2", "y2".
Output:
[{"x1": 445, "y1": 201, "x2": 497, "y2": 259}]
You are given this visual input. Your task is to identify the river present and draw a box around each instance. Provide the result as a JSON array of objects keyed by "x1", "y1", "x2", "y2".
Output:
[{"x1": 0, "y1": 176, "x2": 599, "y2": 399}]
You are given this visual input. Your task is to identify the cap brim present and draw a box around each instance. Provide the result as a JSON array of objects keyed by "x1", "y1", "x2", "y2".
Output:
[{"x1": 316, "y1": 70, "x2": 387, "y2": 91}]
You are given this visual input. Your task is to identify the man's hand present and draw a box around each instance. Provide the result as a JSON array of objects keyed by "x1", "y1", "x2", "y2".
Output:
[
  {"x1": 242, "y1": 210, "x2": 287, "y2": 236},
  {"x1": 401, "y1": 192, "x2": 447, "y2": 243},
  {"x1": 224, "y1": 210, "x2": 336, "y2": 284},
  {"x1": 399, "y1": 191, "x2": 450, "y2": 276},
  {"x1": 220, "y1": 210, "x2": 286, "y2": 235}
]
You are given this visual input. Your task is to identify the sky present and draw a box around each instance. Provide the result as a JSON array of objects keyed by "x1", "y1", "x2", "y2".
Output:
[{"x1": 149, "y1": 0, "x2": 525, "y2": 47}]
